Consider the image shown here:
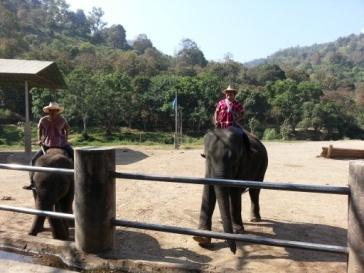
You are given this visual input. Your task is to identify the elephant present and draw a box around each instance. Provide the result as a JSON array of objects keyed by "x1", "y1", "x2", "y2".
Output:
[
  {"x1": 193, "y1": 127, "x2": 268, "y2": 253},
  {"x1": 29, "y1": 148, "x2": 74, "y2": 240}
]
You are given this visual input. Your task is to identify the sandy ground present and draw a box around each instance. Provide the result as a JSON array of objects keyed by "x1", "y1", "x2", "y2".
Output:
[{"x1": 0, "y1": 140, "x2": 361, "y2": 272}]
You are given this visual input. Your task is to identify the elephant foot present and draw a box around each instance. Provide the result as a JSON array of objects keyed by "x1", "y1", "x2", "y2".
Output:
[
  {"x1": 250, "y1": 216, "x2": 261, "y2": 222},
  {"x1": 227, "y1": 240, "x2": 237, "y2": 254},
  {"x1": 233, "y1": 226, "x2": 245, "y2": 234},
  {"x1": 193, "y1": 236, "x2": 211, "y2": 246},
  {"x1": 22, "y1": 184, "x2": 33, "y2": 190}
]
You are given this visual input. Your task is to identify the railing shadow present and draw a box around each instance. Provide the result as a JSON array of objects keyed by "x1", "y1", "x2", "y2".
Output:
[
  {"x1": 230, "y1": 219, "x2": 347, "y2": 271},
  {"x1": 100, "y1": 229, "x2": 211, "y2": 267}
]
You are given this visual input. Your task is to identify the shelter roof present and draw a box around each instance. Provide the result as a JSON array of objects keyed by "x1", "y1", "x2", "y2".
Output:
[{"x1": 0, "y1": 59, "x2": 67, "y2": 89}]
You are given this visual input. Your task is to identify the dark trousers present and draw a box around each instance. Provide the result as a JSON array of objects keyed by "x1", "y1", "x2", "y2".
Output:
[{"x1": 30, "y1": 144, "x2": 74, "y2": 166}]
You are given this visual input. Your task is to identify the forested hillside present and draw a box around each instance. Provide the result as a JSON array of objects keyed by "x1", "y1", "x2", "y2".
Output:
[{"x1": 1, "y1": 0, "x2": 364, "y2": 140}]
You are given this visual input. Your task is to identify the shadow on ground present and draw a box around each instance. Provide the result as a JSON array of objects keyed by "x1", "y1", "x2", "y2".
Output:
[
  {"x1": 228, "y1": 219, "x2": 347, "y2": 271},
  {"x1": 0, "y1": 148, "x2": 149, "y2": 165},
  {"x1": 114, "y1": 148, "x2": 149, "y2": 165},
  {"x1": 102, "y1": 229, "x2": 211, "y2": 267},
  {"x1": 0, "y1": 152, "x2": 34, "y2": 164}
]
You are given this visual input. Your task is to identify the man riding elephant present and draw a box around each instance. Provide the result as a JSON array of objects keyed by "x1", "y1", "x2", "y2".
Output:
[
  {"x1": 24, "y1": 102, "x2": 75, "y2": 240},
  {"x1": 194, "y1": 85, "x2": 268, "y2": 253},
  {"x1": 23, "y1": 102, "x2": 73, "y2": 190},
  {"x1": 214, "y1": 84, "x2": 252, "y2": 152}
]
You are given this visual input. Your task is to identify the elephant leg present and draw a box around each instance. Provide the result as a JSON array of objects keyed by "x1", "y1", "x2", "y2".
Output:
[
  {"x1": 197, "y1": 185, "x2": 216, "y2": 230},
  {"x1": 229, "y1": 188, "x2": 244, "y2": 234},
  {"x1": 59, "y1": 183, "x2": 74, "y2": 228},
  {"x1": 49, "y1": 217, "x2": 69, "y2": 240},
  {"x1": 215, "y1": 186, "x2": 236, "y2": 254},
  {"x1": 52, "y1": 202, "x2": 69, "y2": 240},
  {"x1": 193, "y1": 185, "x2": 216, "y2": 246},
  {"x1": 29, "y1": 198, "x2": 50, "y2": 236},
  {"x1": 249, "y1": 188, "x2": 261, "y2": 222}
]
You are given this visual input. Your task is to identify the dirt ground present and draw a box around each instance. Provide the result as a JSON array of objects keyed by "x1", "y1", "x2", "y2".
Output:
[{"x1": 0, "y1": 140, "x2": 362, "y2": 272}]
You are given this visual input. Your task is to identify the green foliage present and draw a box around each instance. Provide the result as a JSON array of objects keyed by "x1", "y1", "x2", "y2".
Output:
[
  {"x1": 263, "y1": 128, "x2": 281, "y2": 140},
  {"x1": 1, "y1": 0, "x2": 364, "y2": 141},
  {"x1": 280, "y1": 119, "x2": 291, "y2": 140},
  {"x1": 0, "y1": 124, "x2": 24, "y2": 147},
  {"x1": 248, "y1": 117, "x2": 264, "y2": 139}
]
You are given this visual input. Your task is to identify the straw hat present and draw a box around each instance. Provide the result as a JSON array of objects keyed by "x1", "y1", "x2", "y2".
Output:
[
  {"x1": 43, "y1": 102, "x2": 64, "y2": 113},
  {"x1": 223, "y1": 85, "x2": 237, "y2": 93}
]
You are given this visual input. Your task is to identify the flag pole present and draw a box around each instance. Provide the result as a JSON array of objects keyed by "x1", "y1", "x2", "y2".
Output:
[{"x1": 174, "y1": 90, "x2": 178, "y2": 149}]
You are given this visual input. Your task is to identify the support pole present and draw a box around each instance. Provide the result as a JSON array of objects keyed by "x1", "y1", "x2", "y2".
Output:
[
  {"x1": 24, "y1": 81, "x2": 32, "y2": 153},
  {"x1": 348, "y1": 161, "x2": 364, "y2": 273},
  {"x1": 174, "y1": 91, "x2": 178, "y2": 149},
  {"x1": 74, "y1": 147, "x2": 115, "y2": 253}
]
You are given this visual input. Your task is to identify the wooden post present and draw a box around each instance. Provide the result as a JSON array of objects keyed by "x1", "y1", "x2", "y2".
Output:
[
  {"x1": 327, "y1": 145, "x2": 333, "y2": 158},
  {"x1": 74, "y1": 147, "x2": 115, "y2": 253},
  {"x1": 24, "y1": 80, "x2": 32, "y2": 153},
  {"x1": 348, "y1": 161, "x2": 364, "y2": 273}
]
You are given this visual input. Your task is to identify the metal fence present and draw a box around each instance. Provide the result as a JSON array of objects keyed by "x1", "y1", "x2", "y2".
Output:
[{"x1": 0, "y1": 148, "x2": 363, "y2": 272}]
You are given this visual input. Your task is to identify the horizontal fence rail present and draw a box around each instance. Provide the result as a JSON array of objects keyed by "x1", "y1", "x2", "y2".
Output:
[
  {"x1": 0, "y1": 205, "x2": 74, "y2": 220},
  {"x1": 0, "y1": 164, "x2": 349, "y2": 195},
  {"x1": 113, "y1": 219, "x2": 348, "y2": 254},
  {"x1": 0, "y1": 160, "x2": 352, "y2": 258},
  {"x1": 0, "y1": 163, "x2": 73, "y2": 175},
  {"x1": 114, "y1": 172, "x2": 350, "y2": 195}
]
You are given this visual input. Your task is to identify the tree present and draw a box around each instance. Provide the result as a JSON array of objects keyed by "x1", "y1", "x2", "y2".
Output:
[
  {"x1": 88, "y1": 7, "x2": 106, "y2": 43},
  {"x1": 31, "y1": 88, "x2": 58, "y2": 120},
  {"x1": 239, "y1": 90, "x2": 270, "y2": 127},
  {"x1": 133, "y1": 34, "x2": 153, "y2": 54},
  {"x1": 255, "y1": 64, "x2": 286, "y2": 85},
  {"x1": 112, "y1": 51, "x2": 140, "y2": 77},
  {"x1": 62, "y1": 67, "x2": 96, "y2": 137},
  {"x1": 93, "y1": 72, "x2": 132, "y2": 135},
  {"x1": 105, "y1": 24, "x2": 129, "y2": 50},
  {"x1": 66, "y1": 9, "x2": 90, "y2": 37},
  {"x1": 205, "y1": 60, "x2": 245, "y2": 85},
  {"x1": 175, "y1": 38, "x2": 207, "y2": 75}
]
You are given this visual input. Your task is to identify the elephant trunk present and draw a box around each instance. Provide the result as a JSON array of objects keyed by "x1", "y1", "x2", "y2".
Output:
[{"x1": 214, "y1": 184, "x2": 237, "y2": 254}]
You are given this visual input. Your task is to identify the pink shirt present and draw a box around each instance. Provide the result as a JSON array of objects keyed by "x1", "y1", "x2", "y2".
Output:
[
  {"x1": 215, "y1": 98, "x2": 244, "y2": 128},
  {"x1": 38, "y1": 115, "x2": 69, "y2": 147}
]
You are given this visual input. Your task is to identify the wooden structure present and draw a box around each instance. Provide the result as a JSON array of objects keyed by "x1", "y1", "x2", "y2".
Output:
[
  {"x1": 321, "y1": 145, "x2": 364, "y2": 159},
  {"x1": 0, "y1": 59, "x2": 66, "y2": 153}
]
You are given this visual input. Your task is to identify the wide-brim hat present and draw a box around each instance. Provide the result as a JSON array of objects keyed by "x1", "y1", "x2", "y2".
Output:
[
  {"x1": 223, "y1": 85, "x2": 237, "y2": 93},
  {"x1": 43, "y1": 102, "x2": 64, "y2": 113}
]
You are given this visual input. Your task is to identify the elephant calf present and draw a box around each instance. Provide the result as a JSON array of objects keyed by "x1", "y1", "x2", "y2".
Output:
[
  {"x1": 194, "y1": 127, "x2": 268, "y2": 253},
  {"x1": 29, "y1": 148, "x2": 74, "y2": 240}
]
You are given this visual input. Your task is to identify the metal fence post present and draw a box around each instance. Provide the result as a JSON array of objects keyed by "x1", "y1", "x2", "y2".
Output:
[
  {"x1": 348, "y1": 161, "x2": 364, "y2": 273},
  {"x1": 74, "y1": 147, "x2": 115, "y2": 253}
]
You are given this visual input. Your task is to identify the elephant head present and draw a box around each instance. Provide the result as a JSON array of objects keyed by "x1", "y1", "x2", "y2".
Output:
[{"x1": 204, "y1": 127, "x2": 245, "y2": 179}]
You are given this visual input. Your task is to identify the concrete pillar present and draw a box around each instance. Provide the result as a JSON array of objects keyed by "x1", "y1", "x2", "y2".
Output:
[
  {"x1": 74, "y1": 147, "x2": 115, "y2": 253},
  {"x1": 348, "y1": 161, "x2": 364, "y2": 273}
]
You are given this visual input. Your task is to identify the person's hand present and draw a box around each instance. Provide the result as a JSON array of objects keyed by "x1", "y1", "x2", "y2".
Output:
[{"x1": 37, "y1": 140, "x2": 43, "y2": 146}]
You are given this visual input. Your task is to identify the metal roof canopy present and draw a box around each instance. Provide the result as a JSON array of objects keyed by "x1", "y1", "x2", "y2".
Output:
[{"x1": 0, "y1": 59, "x2": 67, "y2": 153}]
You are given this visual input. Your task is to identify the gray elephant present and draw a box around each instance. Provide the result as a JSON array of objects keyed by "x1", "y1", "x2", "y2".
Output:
[
  {"x1": 29, "y1": 148, "x2": 74, "y2": 240},
  {"x1": 194, "y1": 127, "x2": 268, "y2": 253}
]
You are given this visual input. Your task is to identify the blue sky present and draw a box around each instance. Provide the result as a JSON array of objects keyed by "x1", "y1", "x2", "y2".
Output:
[{"x1": 66, "y1": 0, "x2": 364, "y2": 63}]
